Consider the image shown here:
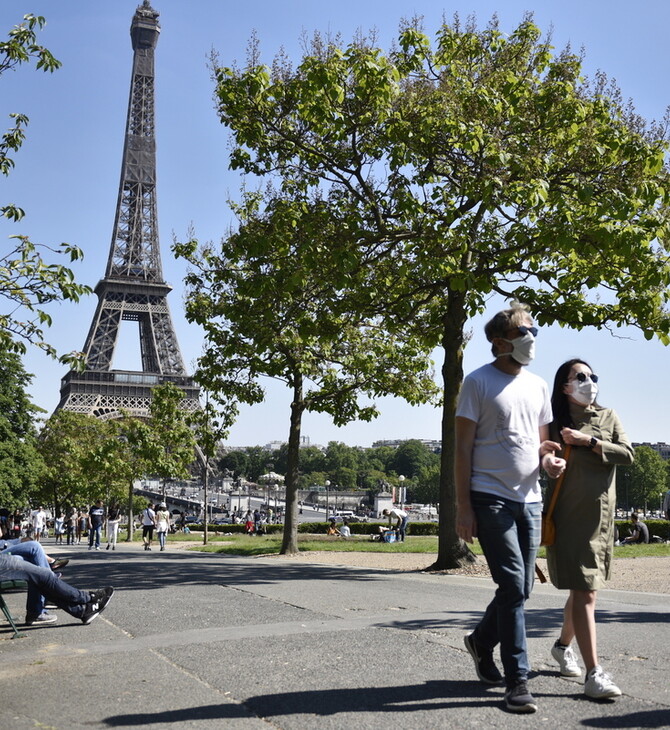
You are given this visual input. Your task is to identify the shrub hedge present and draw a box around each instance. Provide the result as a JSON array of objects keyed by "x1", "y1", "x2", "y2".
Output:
[{"x1": 187, "y1": 520, "x2": 669, "y2": 541}]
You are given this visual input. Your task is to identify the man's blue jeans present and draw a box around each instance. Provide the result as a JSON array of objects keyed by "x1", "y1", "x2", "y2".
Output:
[
  {"x1": 0, "y1": 553, "x2": 91, "y2": 620},
  {"x1": 89, "y1": 524, "x2": 102, "y2": 549},
  {"x1": 471, "y1": 493, "x2": 541, "y2": 687},
  {"x1": 1, "y1": 539, "x2": 51, "y2": 616}
]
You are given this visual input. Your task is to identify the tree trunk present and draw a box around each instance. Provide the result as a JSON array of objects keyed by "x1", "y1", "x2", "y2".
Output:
[
  {"x1": 126, "y1": 480, "x2": 134, "y2": 542},
  {"x1": 203, "y1": 457, "x2": 209, "y2": 545},
  {"x1": 428, "y1": 290, "x2": 476, "y2": 570},
  {"x1": 280, "y1": 373, "x2": 304, "y2": 555}
]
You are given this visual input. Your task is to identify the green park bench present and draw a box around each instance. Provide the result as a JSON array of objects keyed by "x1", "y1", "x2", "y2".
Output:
[{"x1": 0, "y1": 579, "x2": 28, "y2": 638}]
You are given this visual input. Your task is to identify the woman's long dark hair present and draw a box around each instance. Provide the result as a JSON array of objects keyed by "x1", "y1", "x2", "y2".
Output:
[{"x1": 551, "y1": 358, "x2": 594, "y2": 431}]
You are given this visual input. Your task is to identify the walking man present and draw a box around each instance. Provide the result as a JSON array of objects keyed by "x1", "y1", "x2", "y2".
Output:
[
  {"x1": 88, "y1": 500, "x2": 105, "y2": 551},
  {"x1": 455, "y1": 303, "x2": 565, "y2": 713},
  {"x1": 141, "y1": 503, "x2": 156, "y2": 551}
]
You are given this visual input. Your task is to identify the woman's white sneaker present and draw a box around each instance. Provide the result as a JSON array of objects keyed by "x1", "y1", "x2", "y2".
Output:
[
  {"x1": 551, "y1": 641, "x2": 582, "y2": 677},
  {"x1": 584, "y1": 665, "x2": 621, "y2": 699}
]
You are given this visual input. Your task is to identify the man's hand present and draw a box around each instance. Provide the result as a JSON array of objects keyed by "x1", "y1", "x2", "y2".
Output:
[
  {"x1": 542, "y1": 452, "x2": 566, "y2": 479},
  {"x1": 456, "y1": 503, "x2": 477, "y2": 544},
  {"x1": 540, "y1": 439, "x2": 562, "y2": 457}
]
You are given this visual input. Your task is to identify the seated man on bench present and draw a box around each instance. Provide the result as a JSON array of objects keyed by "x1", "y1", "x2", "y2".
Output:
[{"x1": 0, "y1": 550, "x2": 113, "y2": 626}]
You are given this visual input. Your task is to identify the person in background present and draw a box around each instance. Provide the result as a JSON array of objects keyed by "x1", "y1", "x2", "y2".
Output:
[
  {"x1": 662, "y1": 489, "x2": 670, "y2": 521},
  {"x1": 339, "y1": 519, "x2": 351, "y2": 538},
  {"x1": 106, "y1": 503, "x2": 121, "y2": 551},
  {"x1": 88, "y1": 500, "x2": 105, "y2": 551},
  {"x1": 54, "y1": 512, "x2": 65, "y2": 545},
  {"x1": 326, "y1": 518, "x2": 339, "y2": 536},
  {"x1": 155, "y1": 503, "x2": 170, "y2": 551},
  {"x1": 31, "y1": 506, "x2": 47, "y2": 542},
  {"x1": 620, "y1": 512, "x2": 649, "y2": 545},
  {"x1": 141, "y1": 503, "x2": 156, "y2": 551},
  {"x1": 546, "y1": 359, "x2": 634, "y2": 700},
  {"x1": 382, "y1": 507, "x2": 409, "y2": 541},
  {"x1": 456, "y1": 302, "x2": 565, "y2": 714}
]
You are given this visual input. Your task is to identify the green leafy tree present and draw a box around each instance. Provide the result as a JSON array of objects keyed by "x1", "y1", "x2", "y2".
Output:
[
  {"x1": 627, "y1": 446, "x2": 667, "y2": 513},
  {"x1": 217, "y1": 449, "x2": 249, "y2": 479},
  {"x1": 116, "y1": 417, "x2": 153, "y2": 541},
  {"x1": 212, "y1": 15, "x2": 670, "y2": 567},
  {"x1": 143, "y1": 382, "x2": 197, "y2": 498},
  {"x1": 391, "y1": 440, "x2": 438, "y2": 479},
  {"x1": 412, "y1": 462, "x2": 441, "y2": 505},
  {"x1": 176, "y1": 213, "x2": 438, "y2": 555},
  {"x1": 1, "y1": 14, "x2": 90, "y2": 363},
  {"x1": 0, "y1": 343, "x2": 44, "y2": 506},
  {"x1": 38, "y1": 411, "x2": 110, "y2": 510}
]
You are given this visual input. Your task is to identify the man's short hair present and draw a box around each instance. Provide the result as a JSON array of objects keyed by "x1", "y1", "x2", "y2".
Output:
[{"x1": 484, "y1": 302, "x2": 532, "y2": 356}]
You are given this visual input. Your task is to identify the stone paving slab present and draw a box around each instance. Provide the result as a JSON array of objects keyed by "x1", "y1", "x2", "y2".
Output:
[{"x1": 1, "y1": 540, "x2": 668, "y2": 729}]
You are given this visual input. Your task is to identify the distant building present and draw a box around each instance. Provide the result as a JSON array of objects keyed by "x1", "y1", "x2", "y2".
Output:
[
  {"x1": 632, "y1": 442, "x2": 670, "y2": 460},
  {"x1": 371, "y1": 438, "x2": 442, "y2": 453}
]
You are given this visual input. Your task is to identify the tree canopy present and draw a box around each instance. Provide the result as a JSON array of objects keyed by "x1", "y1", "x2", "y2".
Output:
[
  {"x1": 0, "y1": 342, "x2": 44, "y2": 507},
  {"x1": 1, "y1": 14, "x2": 90, "y2": 364},
  {"x1": 209, "y1": 13, "x2": 670, "y2": 566}
]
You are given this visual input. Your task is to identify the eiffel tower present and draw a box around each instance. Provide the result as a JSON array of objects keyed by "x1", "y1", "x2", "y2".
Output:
[{"x1": 57, "y1": 1, "x2": 199, "y2": 420}]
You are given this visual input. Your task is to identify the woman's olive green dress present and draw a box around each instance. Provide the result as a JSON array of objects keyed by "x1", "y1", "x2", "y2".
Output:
[{"x1": 546, "y1": 403, "x2": 634, "y2": 591}]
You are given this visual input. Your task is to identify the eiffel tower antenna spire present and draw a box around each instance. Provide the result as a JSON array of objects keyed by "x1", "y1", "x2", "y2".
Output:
[{"x1": 57, "y1": 2, "x2": 199, "y2": 419}]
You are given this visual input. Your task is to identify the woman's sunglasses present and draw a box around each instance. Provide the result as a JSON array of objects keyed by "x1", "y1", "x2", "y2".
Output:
[{"x1": 575, "y1": 372, "x2": 598, "y2": 383}]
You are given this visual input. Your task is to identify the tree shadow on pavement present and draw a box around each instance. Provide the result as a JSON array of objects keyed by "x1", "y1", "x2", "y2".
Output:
[
  {"x1": 102, "y1": 679, "x2": 499, "y2": 725},
  {"x1": 581, "y1": 708, "x2": 670, "y2": 728}
]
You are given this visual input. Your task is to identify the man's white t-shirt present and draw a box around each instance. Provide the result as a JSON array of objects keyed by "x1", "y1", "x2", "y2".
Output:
[
  {"x1": 456, "y1": 363, "x2": 552, "y2": 503},
  {"x1": 389, "y1": 508, "x2": 407, "y2": 520},
  {"x1": 142, "y1": 508, "x2": 156, "y2": 526}
]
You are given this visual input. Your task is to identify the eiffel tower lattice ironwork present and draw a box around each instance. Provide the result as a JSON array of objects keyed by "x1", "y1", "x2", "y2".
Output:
[{"x1": 57, "y1": 1, "x2": 199, "y2": 420}]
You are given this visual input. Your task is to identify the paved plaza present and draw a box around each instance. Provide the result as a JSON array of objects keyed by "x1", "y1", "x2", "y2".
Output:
[{"x1": 2, "y1": 540, "x2": 668, "y2": 729}]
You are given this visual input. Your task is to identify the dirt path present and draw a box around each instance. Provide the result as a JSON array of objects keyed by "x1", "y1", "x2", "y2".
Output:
[
  {"x1": 273, "y1": 552, "x2": 670, "y2": 594},
  {"x1": 176, "y1": 541, "x2": 669, "y2": 594}
]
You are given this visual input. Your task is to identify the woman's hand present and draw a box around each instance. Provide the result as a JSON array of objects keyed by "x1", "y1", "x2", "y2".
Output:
[{"x1": 560, "y1": 427, "x2": 591, "y2": 447}]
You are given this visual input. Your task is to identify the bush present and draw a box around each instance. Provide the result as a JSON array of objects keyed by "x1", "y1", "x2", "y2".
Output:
[
  {"x1": 296, "y1": 521, "x2": 439, "y2": 536},
  {"x1": 186, "y1": 522, "x2": 284, "y2": 535}
]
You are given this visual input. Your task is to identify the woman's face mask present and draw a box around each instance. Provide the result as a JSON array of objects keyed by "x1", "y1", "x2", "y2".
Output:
[{"x1": 568, "y1": 372, "x2": 599, "y2": 405}]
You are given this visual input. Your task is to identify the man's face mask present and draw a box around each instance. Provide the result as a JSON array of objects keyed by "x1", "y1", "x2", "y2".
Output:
[{"x1": 498, "y1": 325, "x2": 537, "y2": 366}]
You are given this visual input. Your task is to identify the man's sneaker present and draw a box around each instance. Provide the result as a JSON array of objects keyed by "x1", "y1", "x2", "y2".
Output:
[
  {"x1": 551, "y1": 640, "x2": 582, "y2": 677},
  {"x1": 504, "y1": 681, "x2": 537, "y2": 713},
  {"x1": 25, "y1": 611, "x2": 57, "y2": 626},
  {"x1": 584, "y1": 665, "x2": 621, "y2": 699},
  {"x1": 81, "y1": 587, "x2": 114, "y2": 625},
  {"x1": 464, "y1": 632, "x2": 504, "y2": 685}
]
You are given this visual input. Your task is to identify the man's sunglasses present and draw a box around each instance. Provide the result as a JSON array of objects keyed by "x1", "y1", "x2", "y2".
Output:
[
  {"x1": 575, "y1": 372, "x2": 598, "y2": 383},
  {"x1": 517, "y1": 326, "x2": 538, "y2": 337}
]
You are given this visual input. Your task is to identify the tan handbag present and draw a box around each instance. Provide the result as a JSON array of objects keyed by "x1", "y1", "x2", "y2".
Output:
[{"x1": 540, "y1": 445, "x2": 571, "y2": 547}]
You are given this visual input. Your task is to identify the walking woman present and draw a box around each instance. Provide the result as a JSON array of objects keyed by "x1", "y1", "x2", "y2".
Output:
[
  {"x1": 106, "y1": 503, "x2": 121, "y2": 550},
  {"x1": 546, "y1": 359, "x2": 634, "y2": 699},
  {"x1": 155, "y1": 503, "x2": 170, "y2": 551}
]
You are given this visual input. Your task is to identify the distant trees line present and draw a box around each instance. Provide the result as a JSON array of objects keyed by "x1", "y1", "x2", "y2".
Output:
[{"x1": 217, "y1": 440, "x2": 441, "y2": 504}]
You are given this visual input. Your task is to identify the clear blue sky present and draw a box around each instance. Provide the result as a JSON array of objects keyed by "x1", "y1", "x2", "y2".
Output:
[{"x1": 2, "y1": 1, "x2": 669, "y2": 448}]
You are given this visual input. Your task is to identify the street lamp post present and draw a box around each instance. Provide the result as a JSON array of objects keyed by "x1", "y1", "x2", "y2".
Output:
[
  {"x1": 325, "y1": 480, "x2": 330, "y2": 520},
  {"x1": 399, "y1": 475, "x2": 405, "y2": 509}
]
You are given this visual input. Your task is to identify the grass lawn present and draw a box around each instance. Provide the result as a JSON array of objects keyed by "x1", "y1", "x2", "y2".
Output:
[{"x1": 183, "y1": 532, "x2": 670, "y2": 559}]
